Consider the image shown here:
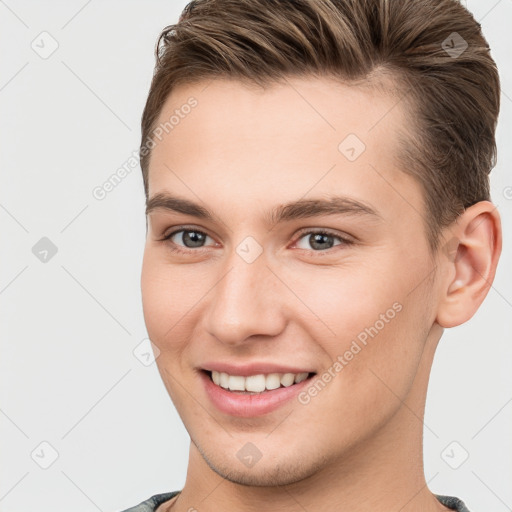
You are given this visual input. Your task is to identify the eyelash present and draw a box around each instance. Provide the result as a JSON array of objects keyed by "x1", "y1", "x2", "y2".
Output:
[
  {"x1": 158, "y1": 226, "x2": 354, "y2": 256},
  {"x1": 158, "y1": 228, "x2": 213, "y2": 256}
]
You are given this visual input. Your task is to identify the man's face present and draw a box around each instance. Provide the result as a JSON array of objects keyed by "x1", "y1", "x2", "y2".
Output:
[{"x1": 141, "y1": 77, "x2": 441, "y2": 485}]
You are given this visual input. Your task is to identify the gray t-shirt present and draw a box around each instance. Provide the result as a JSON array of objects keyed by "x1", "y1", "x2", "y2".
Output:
[{"x1": 119, "y1": 491, "x2": 472, "y2": 511}]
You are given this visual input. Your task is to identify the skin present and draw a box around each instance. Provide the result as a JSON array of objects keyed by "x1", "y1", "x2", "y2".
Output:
[{"x1": 140, "y1": 77, "x2": 501, "y2": 512}]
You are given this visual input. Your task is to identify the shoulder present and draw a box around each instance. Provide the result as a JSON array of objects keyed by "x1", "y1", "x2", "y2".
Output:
[
  {"x1": 436, "y1": 494, "x2": 472, "y2": 512},
  {"x1": 119, "y1": 491, "x2": 180, "y2": 512}
]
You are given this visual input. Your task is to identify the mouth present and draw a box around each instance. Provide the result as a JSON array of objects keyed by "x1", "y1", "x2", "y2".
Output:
[
  {"x1": 203, "y1": 369, "x2": 316, "y2": 394},
  {"x1": 200, "y1": 369, "x2": 317, "y2": 417}
]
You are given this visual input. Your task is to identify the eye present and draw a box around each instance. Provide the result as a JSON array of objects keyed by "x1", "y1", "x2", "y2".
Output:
[
  {"x1": 294, "y1": 230, "x2": 352, "y2": 251},
  {"x1": 158, "y1": 227, "x2": 353, "y2": 255},
  {"x1": 160, "y1": 228, "x2": 216, "y2": 252}
]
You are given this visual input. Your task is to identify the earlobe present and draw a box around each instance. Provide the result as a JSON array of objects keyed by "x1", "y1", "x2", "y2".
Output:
[{"x1": 436, "y1": 201, "x2": 502, "y2": 328}]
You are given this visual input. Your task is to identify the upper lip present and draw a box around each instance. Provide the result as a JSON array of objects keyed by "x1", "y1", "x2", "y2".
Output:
[{"x1": 200, "y1": 362, "x2": 315, "y2": 377}]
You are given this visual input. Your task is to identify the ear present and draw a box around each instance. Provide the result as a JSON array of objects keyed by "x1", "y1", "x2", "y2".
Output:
[{"x1": 436, "y1": 201, "x2": 502, "y2": 328}]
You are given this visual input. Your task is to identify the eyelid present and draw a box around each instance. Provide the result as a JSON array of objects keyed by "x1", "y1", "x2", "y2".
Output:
[
  {"x1": 159, "y1": 224, "x2": 213, "y2": 241},
  {"x1": 158, "y1": 225, "x2": 355, "y2": 254},
  {"x1": 291, "y1": 227, "x2": 355, "y2": 247}
]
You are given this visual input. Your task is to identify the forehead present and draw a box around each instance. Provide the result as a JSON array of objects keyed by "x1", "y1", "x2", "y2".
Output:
[
  {"x1": 147, "y1": 76, "x2": 421, "y2": 224},
  {"x1": 151, "y1": 75, "x2": 406, "y2": 154}
]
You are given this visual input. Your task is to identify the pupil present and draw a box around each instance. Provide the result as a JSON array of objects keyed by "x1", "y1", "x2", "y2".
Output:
[
  {"x1": 183, "y1": 231, "x2": 205, "y2": 248},
  {"x1": 310, "y1": 233, "x2": 333, "y2": 250}
]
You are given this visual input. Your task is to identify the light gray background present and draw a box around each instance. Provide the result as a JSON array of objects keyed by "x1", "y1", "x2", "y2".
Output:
[{"x1": 0, "y1": 1, "x2": 511, "y2": 511}]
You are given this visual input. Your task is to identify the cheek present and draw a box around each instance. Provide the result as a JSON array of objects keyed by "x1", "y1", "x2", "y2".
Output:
[
  {"x1": 140, "y1": 256, "x2": 194, "y2": 406},
  {"x1": 141, "y1": 256, "x2": 169, "y2": 339},
  {"x1": 141, "y1": 250, "x2": 187, "y2": 348},
  {"x1": 140, "y1": 249, "x2": 216, "y2": 362},
  {"x1": 295, "y1": 254, "x2": 433, "y2": 387},
  {"x1": 278, "y1": 258, "x2": 402, "y2": 342}
]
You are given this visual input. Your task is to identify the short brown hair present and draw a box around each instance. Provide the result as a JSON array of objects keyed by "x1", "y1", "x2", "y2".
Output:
[{"x1": 140, "y1": 0, "x2": 500, "y2": 250}]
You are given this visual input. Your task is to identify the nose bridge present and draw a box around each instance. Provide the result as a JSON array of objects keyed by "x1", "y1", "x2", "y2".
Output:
[{"x1": 204, "y1": 245, "x2": 285, "y2": 345}]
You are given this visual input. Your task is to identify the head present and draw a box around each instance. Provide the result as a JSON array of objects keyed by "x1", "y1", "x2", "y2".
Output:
[{"x1": 140, "y1": 0, "x2": 501, "y2": 487}]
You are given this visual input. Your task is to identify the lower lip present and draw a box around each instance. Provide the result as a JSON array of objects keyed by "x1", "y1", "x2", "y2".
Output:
[{"x1": 200, "y1": 371, "x2": 314, "y2": 417}]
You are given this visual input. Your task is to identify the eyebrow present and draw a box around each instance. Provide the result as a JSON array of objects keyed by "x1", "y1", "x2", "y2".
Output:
[{"x1": 145, "y1": 192, "x2": 381, "y2": 225}]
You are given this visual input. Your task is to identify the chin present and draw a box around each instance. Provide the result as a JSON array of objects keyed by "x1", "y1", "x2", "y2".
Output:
[{"x1": 194, "y1": 438, "x2": 327, "y2": 487}]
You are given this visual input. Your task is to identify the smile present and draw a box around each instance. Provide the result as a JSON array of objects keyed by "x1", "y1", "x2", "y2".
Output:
[
  {"x1": 209, "y1": 370, "x2": 310, "y2": 394},
  {"x1": 200, "y1": 369, "x2": 316, "y2": 417}
]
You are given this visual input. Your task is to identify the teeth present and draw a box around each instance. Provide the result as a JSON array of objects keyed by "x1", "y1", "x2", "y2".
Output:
[
  {"x1": 228, "y1": 375, "x2": 245, "y2": 391},
  {"x1": 294, "y1": 372, "x2": 308, "y2": 384},
  {"x1": 219, "y1": 372, "x2": 229, "y2": 389},
  {"x1": 245, "y1": 374, "x2": 266, "y2": 392},
  {"x1": 265, "y1": 373, "x2": 281, "y2": 390},
  {"x1": 280, "y1": 373, "x2": 295, "y2": 387},
  {"x1": 210, "y1": 370, "x2": 311, "y2": 392}
]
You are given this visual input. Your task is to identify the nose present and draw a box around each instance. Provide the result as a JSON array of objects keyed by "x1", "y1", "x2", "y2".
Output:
[{"x1": 203, "y1": 247, "x2": 286, "y2": 346}]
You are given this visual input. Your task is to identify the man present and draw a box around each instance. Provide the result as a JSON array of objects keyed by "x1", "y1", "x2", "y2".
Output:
[{"x1": 122, "y1": 0, "x2": 502, "y2": 510}]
